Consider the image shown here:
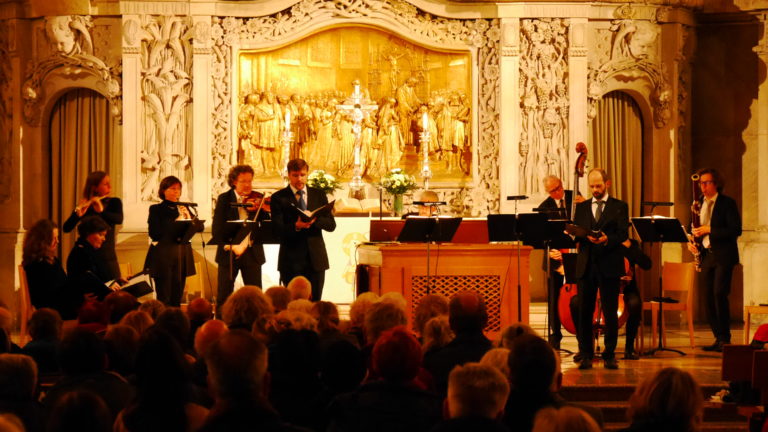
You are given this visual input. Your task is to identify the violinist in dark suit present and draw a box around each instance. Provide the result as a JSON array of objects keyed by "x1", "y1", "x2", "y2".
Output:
[
  {"x1": 537, "y1": 175, "x2": 584, "y2": 349},
  {"x1": 571, "y1": 169, "x2": 628, "y2": 370},
  {"x1": 146, "y1": 176, "x2": 201, "y2": 306},
  {"x1": 63, "y1": 171, "x2": 123, "y2": 280},
  {"x1": 270, "y1": 159, "x2": 336, "y2": 301},
  {"x1": 66, "y1": 215, "x2": 119, "y2": 301},
  {"x1": 211, "y1": 165, "x2": 266, "y2": 307},
  {"x1": 688, "y1": 168, "x2": 742, "y2": 352}
]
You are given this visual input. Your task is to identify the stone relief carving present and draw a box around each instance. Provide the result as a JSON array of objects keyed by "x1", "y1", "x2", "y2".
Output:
[
  {"x1": 518, "y1": 18, "x2": 570, "y2": 195},
  {"x1": 587, "y1": 7, "x2": 670, "y2": 128},
  {"x1": 139, "y1": 15, "x2": 193, "y2": 202},
  {"x1": 22, "y1": 15, "x2": 122, "y2": 126},
  {"x1": 209, "y1": 0, "x2": 501, "y2": 214},
  {"x1": 0, "y1": 20, "x2": 13, "y2": 203}
]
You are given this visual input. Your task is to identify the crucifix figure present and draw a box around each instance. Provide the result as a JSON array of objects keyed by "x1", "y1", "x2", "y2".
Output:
[{"x1": 336, "y1": 79, "x2": 378, "y2": 199}]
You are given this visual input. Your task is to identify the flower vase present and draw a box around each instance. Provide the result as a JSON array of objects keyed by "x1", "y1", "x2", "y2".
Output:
[{"x1": 392, "y1": 194, "x2": 404, "y2": 217}]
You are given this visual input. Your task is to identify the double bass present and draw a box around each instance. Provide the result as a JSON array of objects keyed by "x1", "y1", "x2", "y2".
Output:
[{"x1": 556, "y1": 143, "x2": 629, "y2": 335}]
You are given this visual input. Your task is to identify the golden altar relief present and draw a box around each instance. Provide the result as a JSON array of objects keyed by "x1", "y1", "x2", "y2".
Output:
[{"x1": 236, "y1": 26, "x2": 472, "y2": 184}]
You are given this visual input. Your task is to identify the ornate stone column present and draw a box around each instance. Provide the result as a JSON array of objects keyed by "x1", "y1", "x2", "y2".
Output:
[
  {"x1": 498, "y1": 18, "x2": 520, "y2": 213},
  {"x1": 190, "y1": 15, "x2": 213, "y2": 219},
  {"x1": 121, "y1": 14, "x2": 143, "y2": 226},
  {"x1": 569, "y1": 17, "x2": 588, "y2": 191}
]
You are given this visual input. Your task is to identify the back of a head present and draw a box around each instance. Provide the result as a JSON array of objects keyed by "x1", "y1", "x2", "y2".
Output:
[
  {"x1": 480, "y1": 348, "x2": 511, "y2": 379},
  {"x1": 286, "y1": 298, "x2": 314, "y2": 315},
  {"x1": 206, "y1": 330, "x2": 268, "y2": 400},
  {"x1": 287, "y1": 276, "x2": 312, "y2": 300},
  {"x1": 372, "y1": 325, "x2": 421, "y2": 382},
  {"x1": 47, "y1": 390, "x2": 112, "y2": 432},
  {"x1": 507, "y1": 334, "x2": 556, "y2": 398},
  {"x1": 449, "y1": 291, "x2": 488, "y2": 333},
  {"x1": 134, "y1": 328, "x2": 189, "y2": 399},
  {"x1": 186, "y1": 297, "x2": 213, "y2": 323},
  {"x1": 265, "y1": 286, "x2": 291, "y2": 312},
  {"x1": 349, "y1": 292, "x2": 379, "y2": 327},
  {"x1": 103, "y1": 291, "x2": 139, "y2": 324},
  {"x1": 532, "y1": 406, "x2": 601, "y2": 432},
  {"x1": 138, "y1": 299, "x2": 165, "y2": 320},
  {"x1": 28, "y1": 308, "x2": 63, "y2": 341},
  {"x1": 103, "y1": 324, "x2": 139, "y2": 377},
  {"x1": 310, "y1": 301, "x2": 339, "y2": 333},
  {"x1": 194, "y1": 319, "x2": 229, "y2": 358},
  {"x1": 414, "y1": 294, "x2": 449, "y2": 335},
  {"x1": 77, "y1": 300, "x2": 108, "y2": 326},
  {"x1": 0, "y1": 307, "x2": 13, "y2": 333},
  {"x1": 499, "y1": 323, "x2": 538, "y2": 349},
  {"x1": 421, "y1": 315, "x2": 454, "y2": 353},
  {"x1": 627, "y1": 367, "x2": 703, "y2": 431},
  {"x1": 0, "y1": 354, "x2": 38, "y2": 401},
  {"x1": 276, "y1": 310, "x2": 318, "y2": 332},
  {"x1": 380, "y1": 292, "x2": 408, "y2": 314},
  {"x1": 365, "y1": 301, "x2": 408, "y2": 345},
  {"x1": 0, "y1": 413, "x2": 24, "y2": 432},
  {"x1": 119, "y1": 310, "x2": 154, "y2": 335},
  {"x1": 447, "y1": 362, "x2": 510, "y2": 419},
  {"x1": 221, "y1": 285, "x2": 272, "y2": 331},
  {"x1": 59, "y1": 328, "x2": 106, "y2": 376},
  {"x1": 153, "y1": 307, "x2": 191, "y2": 349},
  {"x1": 321, "y1": 340, "x2": 365, "y2": 392}
]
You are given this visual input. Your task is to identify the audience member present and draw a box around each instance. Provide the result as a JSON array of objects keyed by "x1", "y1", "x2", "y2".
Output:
[
  {"x1": 220, "y1": 286, "x2": 273, "y2": 333},
  {"x1": 138, "y1": 299, "x2": 165, "y2": 320},
  {"x1": 265, "y1": 286, "x2": 292, "y2": 313},
  {"x1": 311, "y1": 301, "x2": 358, "y2": 352},
  {"x1": 621, "y1": 367, "x2": 703, "y2": 432},
  {"x1": 287, "y1": 276, "x2": 312, "y2": 301},
  {"x1": 532, "y1": 406, "x2": 601, "y2": 432},
  {"x1": 311, "y1": 340, "x2": 366, "y2": 432},
  {"x1": 480, "y1": 348, "x2": 511, "y2": 379},
  {"x1": 275, "y1": 310, "x2": 318, "y2": 332},
  {"x1": 187, "y1": 297, "x2": 214, "y2": 339},
  {"x1": 347, "y1": 292, "x2": 379, "y2": 346},
  {"x1": 0, "y1": 308, "x2": 21, "y2": 353},
  {"x1": 380, "y1": 292, "x2": 408, "y2": 315},
  {"x1": 200, "y1": 330, "x2": 309, "y2": 432},
  {"x1": 153, "y1": 307, "x2": 193, "y2": 352},
  {"x1": 0, "y1": 353, "x2": 45, "y2": 432},
  {"x1": 115, "y1": 328, "x2": 208, "y2": 432},
  {"x1": 421, "y1": 315, "x2": 454, "y2": 354},
  {"x1": 0, "y1": 413, "x2": 24, "y2": 432},
  {"x1": 21, "y1": 308, "x2": 62, "y2": 376},
  {"x1": 503, "y1": 334, "x2": 602, "y2": 432},
  {"x1": 414, "y1": 294, "x2": 449, "y2": 338},
  {"x1": 286, "y1": 299, "x2": 314, "y2": 315},
  {"x1": 103, "y1": 324, "x2": 139, "y2": 379},
  {"x1": 327, "y1": 326, "x2": 442, "y2": 432},
  {"x1": 431, "y1": 363, "x2": 510, "y2": 432},
  {"x1": 47, "y1": 390, "x2": 112, "y2": 432},
  {"x1": 119, "y1": 310, "x2": 154, "y2": 335},
  {"x1": 194, "y1": 320, "x2": 229, "y2": 359},
  {"x1": 76, "y1": 300, "x2": 109, "y2": 334},
  {"x1": 499, "y1": 323, "x2": 538, "y2": 349},
  {"x1": 364, "y1": 301, "x2": 407, "y2": 346},
  {"x1": 42, "y1": 328, "x2": 134, "y2": 422},
  {"x1": 0, "y1": 329, "x2": 10, "y2": 354},
  {"x1": 423, "y1": 291, "x2": 492, "y2": 395},
  {"x1": 103, "y1": 291, "x2": 139, "y2": 324}
]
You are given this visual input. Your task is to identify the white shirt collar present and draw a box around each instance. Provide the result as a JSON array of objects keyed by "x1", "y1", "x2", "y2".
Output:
[{"x1": 593, "y1": 194, "x2": 609, "y2": 203}]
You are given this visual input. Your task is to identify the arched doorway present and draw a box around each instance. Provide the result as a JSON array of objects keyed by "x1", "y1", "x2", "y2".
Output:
[
  {"x1": 589, "y1": 90, "x2": 644, "y2": 218},
  {"x1": 49, "y1": 88, "x2": 120, "y2": 262}
]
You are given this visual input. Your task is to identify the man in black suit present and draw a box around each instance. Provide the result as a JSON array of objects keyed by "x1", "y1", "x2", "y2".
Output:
[
  {"x1": 689, "y1": 168, "x2": 741, "y2": 352},
  {"x1": 571, "y1": 168, "x2": 628, "y2": 370},
  {"x1": 211, "y1": 165, "x2": 266, "y2": 307},
  {"x1": 270, "y1": 158, "x2": 336, "y2": 301},
  {"x1": 537, "y1": 175, "x2": 582, "y2": 349}
]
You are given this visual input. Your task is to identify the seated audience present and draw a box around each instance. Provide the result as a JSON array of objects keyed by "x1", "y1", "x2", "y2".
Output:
[
  {"x1": 431, "y1": 363, "x2": 510, "y2": 432},
  {"x1": 286, "y1": 299, "x2": 314, "y2": 315},
  {"x1": 423, "y1": 291, "x2": 492, "y2": 395},
  {"x1": 364, "y1": 301, "x2": 408, "y2": 347},
  {"x1": 42, "y1": 328, "x2": 134, "y2": 422},
  {"x1": 327, "y1": 326, "x2": 442, "y2": 432},
  {"x1": 499, "y1": 323, "x2": 538, "y2": 349},
  {"x1": 380, "y1": 292, "x2": 408, "y2": 315},
  {"x1": 138, "y1": 299, "x2": 165, "y2": 320},
  {"x1": 153, "y1": 306, "x2": 193, "y2": 352},
  {"x1": 187, "y1": 297, "x2": 214, "y2": 338},
  {"x1": 421, "y1": 315, "x2": 454, "y2": 354},
  {"x1": 0, "y1": 353, "x2": 45, "y2": 432},
  {"x1": 191, "y1": 320, "x2": 229, "y2": 403},
  {"x1": 200, "y1": 330, "x2": 309, "y2": 432},
  {"x1": 119, "y1": 310, "x2": 154, "y2": 335},
  {"x1": 220, "y1": 285, "x2": 273, "y2": 333},
  {"x1": 103, "y1": 324, "x2": 139, "y2": 379},
  {"x1": 532, "y1": 406, "x2": 601, "y2": 432},
  {"x1": 311, "y1": 340, "x2": 366, "y2": 431},
  {"x1": 47, "y1": 390, "x2": 112, "y2": 432},
  {"x1": 287, "y1": 276, "x2": 312, "y2": 301},
  {"x1": 347, "y1": 292, "x2": 379, "y2": 347},
  {"x1": 22, "y1": 219, "x2": 80, "y2": 319},
  {"x1": 103, "y1": 291, "x2": 139, "y2": 324},
  {"x1": 0, "y1": 413, "x2": 24, "y2": 432},
  {"x1": 115, "y1": 328, "x2": 208, "y2": 432},
  {"x1": 76, "y1": 299, "x2": 109, "y2": 334},
  {"x1": 621, "y1": 367, "x2": 703, "y2": 432},
  {"x1": 414, "y1": 294, "x2": 449, "y2": 339},
  {"x1": 503, "y1": 334, "x2": 602, "y2": 432},
  {"x1": 311, "y1": 301, "x2": 358, "y2": 352},
  {"x1": 480, "y1": 348, "x2": 511, "y2": 379},
  {"x1": 0, "y1": 308, "x2": 21, "y2": 353},
  {"x1": 21, "y1": 308, "x2": 63, "y2": 376},
  {"x1": 265, "y1": 286, "x2": 292, "y2": 313}
]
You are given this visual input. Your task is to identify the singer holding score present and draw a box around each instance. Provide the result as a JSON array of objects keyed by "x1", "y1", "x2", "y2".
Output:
[
  {"x1": 63, "y1": 171, "x2": 123, "y2": 280},
  {"x1": 146, "y1": 176, "x2": 201, "y2": 306},
  {"x1": 211, "y1": 165, "x2": 266, "y2": 307},
  {"x1": 271, "y1": 158, "x2": 336, "y2": 301}
]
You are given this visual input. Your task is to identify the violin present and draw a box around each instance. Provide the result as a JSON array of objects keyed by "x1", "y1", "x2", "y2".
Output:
[{"x1": 243, "y1": 190, "x2": 271, "y2": 216}]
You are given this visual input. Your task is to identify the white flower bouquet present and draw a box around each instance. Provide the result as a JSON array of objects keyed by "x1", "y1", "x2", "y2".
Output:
[
  {"x1": 380, "y1": 168, "x2": 418, "y2": 195},
  {"x1": 307, "y1": 170, "x2": 341, "y2": 194}
]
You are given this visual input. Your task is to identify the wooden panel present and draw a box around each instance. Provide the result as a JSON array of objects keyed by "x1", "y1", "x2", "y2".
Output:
[{"x1": 370, "y1": 219, "x2": 489, "y2": 243}]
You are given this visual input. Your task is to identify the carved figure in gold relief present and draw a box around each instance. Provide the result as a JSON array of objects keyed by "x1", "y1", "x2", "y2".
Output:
[
  {"x1": 395, "y1": 77, "x2": 421, "y2": 147},
  {"x1": 238, "y1": 93, "x2": 260, "y2": 168},
  {"x1": 254, "y1": 91, "x2": 280, "y2": 175},
  {"x1": 377, "y1": 97, "x2": 404, "y2": 172}
]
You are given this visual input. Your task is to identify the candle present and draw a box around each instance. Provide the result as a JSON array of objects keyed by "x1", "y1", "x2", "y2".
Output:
[
  {"x1": 284, "y1": 109, "x2": 291, "y2": 131},
  {"x1": 354, "y1": 84, "x2": 360, "y2": 95},
  {"x1": 422, "y1": 111, "x2": 428, "y2": 130}
]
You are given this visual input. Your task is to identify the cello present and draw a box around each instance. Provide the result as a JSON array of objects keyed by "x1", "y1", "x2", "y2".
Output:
[{"x1": 556, "y1": 143, "x2": 629, "y2": 335}]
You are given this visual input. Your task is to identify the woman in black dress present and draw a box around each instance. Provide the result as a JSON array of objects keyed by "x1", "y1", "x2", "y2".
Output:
[
  {"x1": 66, "y1": 215, "x2": 118, "y2": 301},
  {"x1": 22, "y1": 219, "x2": 80, "y2": 319},
  {"x1": 146, "y1": 176, "x2": 198, "y2": 306},
  {"x1": 63, "y1": 171, "x2": 123, "y2": 280}
]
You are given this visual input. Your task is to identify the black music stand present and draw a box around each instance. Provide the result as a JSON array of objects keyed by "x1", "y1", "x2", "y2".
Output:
[
  {"x1": 632, "y1": 216, "x2": 688, "y2": 356},
  {"x1": 539, "y1": 219, "x2": 577, "y2": 354},
  {"x1": 397, "y1": 216, "x2": 462, "y2": 294}
]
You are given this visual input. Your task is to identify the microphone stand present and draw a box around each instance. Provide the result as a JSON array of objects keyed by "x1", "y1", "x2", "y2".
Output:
[{"x1": 507, "y1": 195, "x2": 527, "y2": 322}]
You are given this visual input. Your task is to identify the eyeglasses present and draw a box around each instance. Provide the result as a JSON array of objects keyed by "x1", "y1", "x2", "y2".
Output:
[
  {"x1": 700, "y1": 181, "x2": 715, "y2": 185},
  {"x1": 547, "y1": 185, "x2": 563, "y2": 193}
]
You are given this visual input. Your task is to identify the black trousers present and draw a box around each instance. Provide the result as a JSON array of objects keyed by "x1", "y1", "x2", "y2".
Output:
[
  {"x1": 217, "y1": 252, "x2": 262, "y2": 307},
  {"x1": 577, "y1": 270, "x2": 620, "y2": 359},
  {"x1": 547, "y1": 268, "x2": 564, "y2": 340},
  {"x1": 701, "y1": 251, "x2": 734, "y2": 343},
  {"x1": 569, "y1": 284, "x2": 640, "y2": 351}
]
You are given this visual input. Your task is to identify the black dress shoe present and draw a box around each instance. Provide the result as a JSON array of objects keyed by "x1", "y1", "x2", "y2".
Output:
[
  {"x1": 578, "y1": 357, "x2": 593, "y2": 370},
  {"x1": 573, "y1": 352, "x2": 583, "y2": 363},
  {"x1": 549, "y1": 334, "x2": 562, "y2": 350},
  {"x1": 623, "y1": 350, "x2": 640, "y2": 360},
  {"x1": 603, "y1": 358, "x2": 619, "y2": 369},
  {"x1": 702, "y1": 341, "x2": 724, "y2": 352}
]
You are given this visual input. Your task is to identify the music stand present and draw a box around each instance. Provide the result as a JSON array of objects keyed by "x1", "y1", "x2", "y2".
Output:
[
  {"x1": 487, "y1": 214, "x2": 517, "y2": 242},
  {"x1": 539, "y1": 219, "x2": 577, "y2": 354},
  {"x1": 631, "y1": 216, "x2": 689, "y2": 356},
  {"x1": 397, "y1": 216, "x2": 462, "y2": 294}
]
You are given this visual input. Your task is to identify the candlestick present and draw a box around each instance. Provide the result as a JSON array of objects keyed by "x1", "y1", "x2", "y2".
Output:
[{"x1": 284, "y1": 109, "x2": 291, "y2": 132}]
